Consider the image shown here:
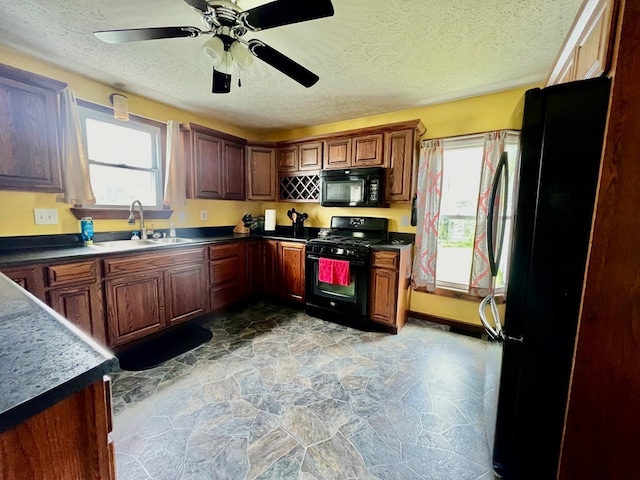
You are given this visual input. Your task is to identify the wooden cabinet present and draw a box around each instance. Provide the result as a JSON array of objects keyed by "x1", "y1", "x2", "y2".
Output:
[
  {"x1": 2, "y1": 265, "x2": 45, "y2": 301},
  {"x1": 105, "y1": 271, "x2": 165, "y2": 346},
  {"x1": 277, "y1": 141, "x2": 322, "y2": 173},
  {"x1": 49, "y1": 284, "x2": 105, "y2": 344},
  {"x1": 264, "y1": 240, "x2": 280, "y2": 296},
  {"x1": 352, "y1": 134, "x2": 384, "y2": 167},
  {"x1": 102, "y1": 247, "x2": 207, "y2": 346},
  {"x1": 246, "y1": 240, "x2": 265, "y2": 295},
  {"x1": 182, "y1": 122, "x2": 247, "y2": 200},
  {"x1": 278, "y1": 242, "x2": 306, "y2": 303},
  {"x1": 384, "y1": 128, "x2": 419, "y2": 203},
  {"x1": 323, "y1": 137, "x2": 352, "y2": 169},
  {"x1": 0, "y1": 64, "x2": 66, "y2": 192},
  {"x1": 246, "y1": 145, "x2": 277, "y2": 201},
  {"x1": 164, "y1": 264, "x2": 207, "y2": 326},
  {"x1": 546, "y1": 0, "x2": 617, "y2": 85},
  {"x1": 369, "y1": 248, "x2": 412, "y2": 333},
  {"x1": 0, "y1": 378, "x2": 115, "y2": 479},
  {"x1": 209, "y1": 242, "x2": 247, "y2": 310}
]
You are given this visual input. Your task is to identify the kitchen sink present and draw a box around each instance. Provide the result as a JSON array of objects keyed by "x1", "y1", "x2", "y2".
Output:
[
  {"x1": 88, "y1": 239, "x2": 160, "y2": 250},
  {"x1": 151, "y1": 237, "x2": 194, "y2": 244}
]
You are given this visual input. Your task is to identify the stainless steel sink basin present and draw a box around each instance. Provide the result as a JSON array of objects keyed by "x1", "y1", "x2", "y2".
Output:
[
  {"x1": 89, "y1": 239, "x2": 159, "y2": 250},
  {"x1": 151, "y1": 237, "x2": 194, "y2": 244}
]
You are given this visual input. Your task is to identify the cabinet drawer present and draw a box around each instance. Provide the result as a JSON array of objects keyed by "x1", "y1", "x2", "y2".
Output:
[
  {"x1": 210, "y1": 283, "x2": 242, "y2": 310},
  {"x1": 371, "y1": 251, "x2": 399, "y2": 269},
  {"x1": 103, "y1": 248, "x2": 204, "y2": 277},
  {"x1": 209, "y1": 257, "x2": 241, "y2": 286},
  {"x1": 209, "y1": 242, "x2": 241, "y2": 260},
  {"x1": 46, "y1": 260, "x2": 96, "y2": 287}
]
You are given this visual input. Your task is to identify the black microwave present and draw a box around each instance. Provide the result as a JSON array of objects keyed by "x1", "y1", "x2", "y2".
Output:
[{"x1": 319, "y1": 167, "x2": 388, "y2": 207}]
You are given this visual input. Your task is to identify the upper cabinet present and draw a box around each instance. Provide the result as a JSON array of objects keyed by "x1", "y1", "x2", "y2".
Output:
[
  {"x1": 0, "y1": 64, "x2": 66, "y2": 192},
  {"x1": 246, "y1": 144, "x2": 277, "y2": 201},
  {"x1": 182, "y1": 122, "x2": 246, "y2": 200},
  {"x1": 546, "y1": 0, "x2": 617, "y2": 86},
  {"x1": 277, "y1": 141, "x2": 322, "y2": 173}
]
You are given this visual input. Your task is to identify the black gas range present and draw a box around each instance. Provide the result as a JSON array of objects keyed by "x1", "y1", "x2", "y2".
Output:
[{"x1": 305, "y1": 217, "x2": 388, "y2": 324}]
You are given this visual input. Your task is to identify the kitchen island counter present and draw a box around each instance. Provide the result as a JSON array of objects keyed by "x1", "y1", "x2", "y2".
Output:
[{"x1": 0, "y1": 273, "x2": 117, "y2": 433}]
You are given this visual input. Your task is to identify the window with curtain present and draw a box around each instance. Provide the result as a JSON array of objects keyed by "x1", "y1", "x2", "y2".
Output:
[
  {"x1": 77, "y1": 102, "x2": 165, "y2": 208},
  {"x1": 412, "y1": 130, "x2": 520, "y2": 295}
]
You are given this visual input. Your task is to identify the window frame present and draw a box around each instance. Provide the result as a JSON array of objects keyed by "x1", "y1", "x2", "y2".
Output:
[
  {"x1": 414, "y1": 130, "x2": 521, "y2": 301},
  {"x1": 71, "y1": 99, "x2": 170, "y2": 219}
]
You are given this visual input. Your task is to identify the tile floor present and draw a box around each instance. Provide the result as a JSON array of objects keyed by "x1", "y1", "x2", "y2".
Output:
[{"x1": 110, "y1": 301, "x2": 500, "y2": 480}]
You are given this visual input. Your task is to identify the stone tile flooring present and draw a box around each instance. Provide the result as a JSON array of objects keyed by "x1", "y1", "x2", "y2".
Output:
[{"x1": 110, "y1": 302, "x2": 499, "y2": 480}]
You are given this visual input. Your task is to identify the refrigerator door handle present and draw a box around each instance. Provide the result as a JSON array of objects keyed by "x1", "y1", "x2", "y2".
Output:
[
  {"x1": 479, "y1": 294, "x2": 505, "y2": 341},
  {"x1": 487, "y1": 151, "x2": 509, "y2": 277}
]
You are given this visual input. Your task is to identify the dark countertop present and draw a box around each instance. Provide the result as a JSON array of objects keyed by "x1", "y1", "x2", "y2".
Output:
[
  {"x1": 372, "y1": 242, "x2": 414, "y2": 252},
  {"x1": 0, "y1": 273, "x2": 118, "y2": 433}
]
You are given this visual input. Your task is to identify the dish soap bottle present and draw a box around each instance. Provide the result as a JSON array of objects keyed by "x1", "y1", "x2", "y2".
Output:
[{"x1": 169, "y1": 222, "x2": 176, "y2": 238}]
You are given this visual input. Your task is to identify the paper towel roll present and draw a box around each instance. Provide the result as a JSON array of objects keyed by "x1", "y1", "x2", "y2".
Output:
[{"x1": 264, "y1": 209, "x2": 276, "y2": 231}]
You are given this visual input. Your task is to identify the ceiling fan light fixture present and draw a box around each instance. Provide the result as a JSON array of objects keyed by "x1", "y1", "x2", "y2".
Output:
[
  {"x1": 201, "y1": 36, "x2": 226, "y2": 66},
  {"x1": 230, "y1": 41, "x2": 253, "y2": 70}
]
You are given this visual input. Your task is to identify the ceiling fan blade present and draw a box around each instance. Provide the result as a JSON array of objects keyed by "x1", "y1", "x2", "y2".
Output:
[
  {"x1": 212, "y1": 68, "x2": 231, "y2": 94},
  {"x1": 184, "y1": 0, "x2": 210, "y2": 14},
  {"x1": 248, "y1": 39, "x2": 319, "y2": 88},
  {"x1": 94, "y1": 26, "x2": 202, "y2": 44},
  {"x1": 242, "y1": 0, "x2": 334, "y2": 31}
]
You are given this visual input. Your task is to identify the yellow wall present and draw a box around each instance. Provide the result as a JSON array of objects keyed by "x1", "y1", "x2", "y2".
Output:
[{"x1": 0, "y1": 45, "x2": 260, "y2": 237}]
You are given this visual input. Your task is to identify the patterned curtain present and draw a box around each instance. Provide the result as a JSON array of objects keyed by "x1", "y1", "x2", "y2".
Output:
[
  {"x1": 163, "y1": 120, "x2": 187, "y2": 206},
  {"x1": 411, "y1": 139, "x2": 444, "y2": 292},
  {"x1": 56, "y1": 88, "x2": 96, "y2": 205},
  {"x1": 469, "y1": 130, "x2": 507, "y2": 296}
]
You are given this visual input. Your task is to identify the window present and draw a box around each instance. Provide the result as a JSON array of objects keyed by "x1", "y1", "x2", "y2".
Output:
[
  {"x1": 77, "y1": 102, "x2": 165, "y2": 208},
  {"x1": 435, "y1": 132, "x2": 520, "y2": 292}
]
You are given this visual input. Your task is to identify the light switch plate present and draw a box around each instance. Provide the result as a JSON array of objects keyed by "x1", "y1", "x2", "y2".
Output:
[
  {"x1": 34, "y1": 208, "x2": 59, "y2": 225},
  {"x1": 401, "y1": 215, "x2": 410, "y2": 227},
  {"x1": 200, "y1": 210, "x2": 208, "y2": 221},
  {"x1": 178, "y1": 211, "x2": 186, "y2": 222}
]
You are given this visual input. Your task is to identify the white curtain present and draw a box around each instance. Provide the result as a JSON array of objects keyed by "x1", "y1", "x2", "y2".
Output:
[
  {"x1": 163, "y1": 120, "x2": 187, "y2": 207},
  {"x1": 56, "y1": 88, "x2": 95, "y2": 205},
  {"x1": 469, "y1": 130, "x2": 507, "y2": 296},
  {"x1": 411, "y1": 139, "x2": 444, "y2": 292}
]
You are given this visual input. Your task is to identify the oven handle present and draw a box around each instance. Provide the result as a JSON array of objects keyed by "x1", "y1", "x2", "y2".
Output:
[{"x1": 306, "y1": 255, "x2": 366, "y2": 267}]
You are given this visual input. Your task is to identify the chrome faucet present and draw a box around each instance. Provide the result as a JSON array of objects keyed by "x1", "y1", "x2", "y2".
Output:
[{"x1": 128, "y1": 200, "x2": 147, "y2": 239}]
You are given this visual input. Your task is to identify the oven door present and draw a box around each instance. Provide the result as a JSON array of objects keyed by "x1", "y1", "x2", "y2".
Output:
[{"x1": 305, "y1": 252, "x2": 369, "y2": 319}]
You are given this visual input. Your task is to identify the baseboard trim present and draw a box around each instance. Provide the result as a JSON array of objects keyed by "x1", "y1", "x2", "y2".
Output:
[{"x1": 408, "y1": 310, "x2": 485, "y2": 335}]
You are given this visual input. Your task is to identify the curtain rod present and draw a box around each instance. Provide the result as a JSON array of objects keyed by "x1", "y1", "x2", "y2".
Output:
[{"x1": 421, "y1": 129, "x2": 521, "y2": 144}]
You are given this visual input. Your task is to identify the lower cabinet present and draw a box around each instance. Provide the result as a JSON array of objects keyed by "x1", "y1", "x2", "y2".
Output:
[
  {"x1": 102, "y1": 247, "x2": 207, "y2": 347},
  {"x1": 105, "y1": 271, "x2": 165, "y2": 346},
  {"x1": 369, "y1": 248, "x2": 412, "y2": 333},
  {"x1": 264, "y1": 240, "x2": 280, "y2": 296},
  {"x1": 0, "y1": 378, "x2": 115, "y2": 479},
  {"x1": 209, "y1": 241, "x2": 247, "y2": 310},
  {"x1": 278, "y1": 241, "x2": 306, "y2": 302},
  {"x1": 49, "y1": 283, "x2": 106, "y2": 344}
]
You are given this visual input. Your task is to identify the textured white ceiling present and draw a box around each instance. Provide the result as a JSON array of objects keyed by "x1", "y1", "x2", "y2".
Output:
[{"x1": 0, "y1": 0, "x2": 582, "y2": 135}]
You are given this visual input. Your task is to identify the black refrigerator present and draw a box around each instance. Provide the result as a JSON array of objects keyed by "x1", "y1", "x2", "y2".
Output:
[{"x1": 480, "y1": 77, "x2": 611, "y2": 479}]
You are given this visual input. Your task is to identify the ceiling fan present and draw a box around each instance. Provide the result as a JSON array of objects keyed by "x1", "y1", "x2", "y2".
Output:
[{"x1": 94, "y1": 0, "x2": 335, "y2": 93}]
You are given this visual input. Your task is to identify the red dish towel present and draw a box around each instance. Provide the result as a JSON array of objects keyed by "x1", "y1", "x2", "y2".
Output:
[{"x1": 318, "y1": 258, "x2": 351, "y2": 286}]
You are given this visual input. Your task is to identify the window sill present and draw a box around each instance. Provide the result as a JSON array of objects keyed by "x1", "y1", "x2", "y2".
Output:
[
  {"x1": 413, "y1": 286, "x2": 505, "y2": 304},
  {"x1": 70, "y1": 207, "x2": 173, "y2": 220}
]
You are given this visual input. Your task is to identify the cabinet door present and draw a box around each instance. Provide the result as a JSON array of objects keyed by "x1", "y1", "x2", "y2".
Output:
[
  {"x1": 264, "y1": 240, "x2": 280, "y2": 296},
  {"x1": 49, "y1": 284, "x2": 106, "y2": 345},
  {"x1": 246, "y1": 146, "x2": 277, "y2": 201},
  {"x1": 384, "y1": 129, "x2": 415, "y2": 203},
  {"x1": 164, "y1": 264, "x2": 207, "y2": 326},
  {"x1": 247, "y1": 240, "x2": 265, "y2": 295},
  {"x1": 352, "y1": 134, "x2": 384, "y2": 167},
  {"x1": 369, "y1": 268, "x2": 399, "y2": 327},
  {"x1": 323, "y1": 138, "x2": 352, "y2": 169},
  {"x1": 223, "y1": 141, "x2": 245, "y2": 200},
  {"x1": 278, "y1": 146, "x2": 299, "y2": 172},
  {"x1": 574, "y1": 0, "x2": 613, "y2": 80},
  {"x1": 105, "y1": 272, "x2": 165, "y2": 346},
  {"x1": 0, "y1": 65, "x2": 65, "y2": 192},
  {"x1": 299, "y1": 142, "x2": 322, "y2": 170},
  {"x1": 189, "y1": 131, "x2": 223, "y2": 199},
  {"x1": 278, "y1": 242, "x2": 305, "y2": 302}
]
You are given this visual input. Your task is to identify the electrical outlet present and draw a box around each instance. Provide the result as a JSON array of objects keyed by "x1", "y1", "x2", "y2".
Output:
[
  {"x1": 401, "y1": 215, "x2": 410, "y2": 227},
  {"x1": 200, "y1": 210, "x2": 208, "y2": 221},
  {"x1": 178, "y1": 211, "x2": 186, "y2": 222},
  {"x1": 34, "y1": 208, "x2": 59, "y2": 225}
]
